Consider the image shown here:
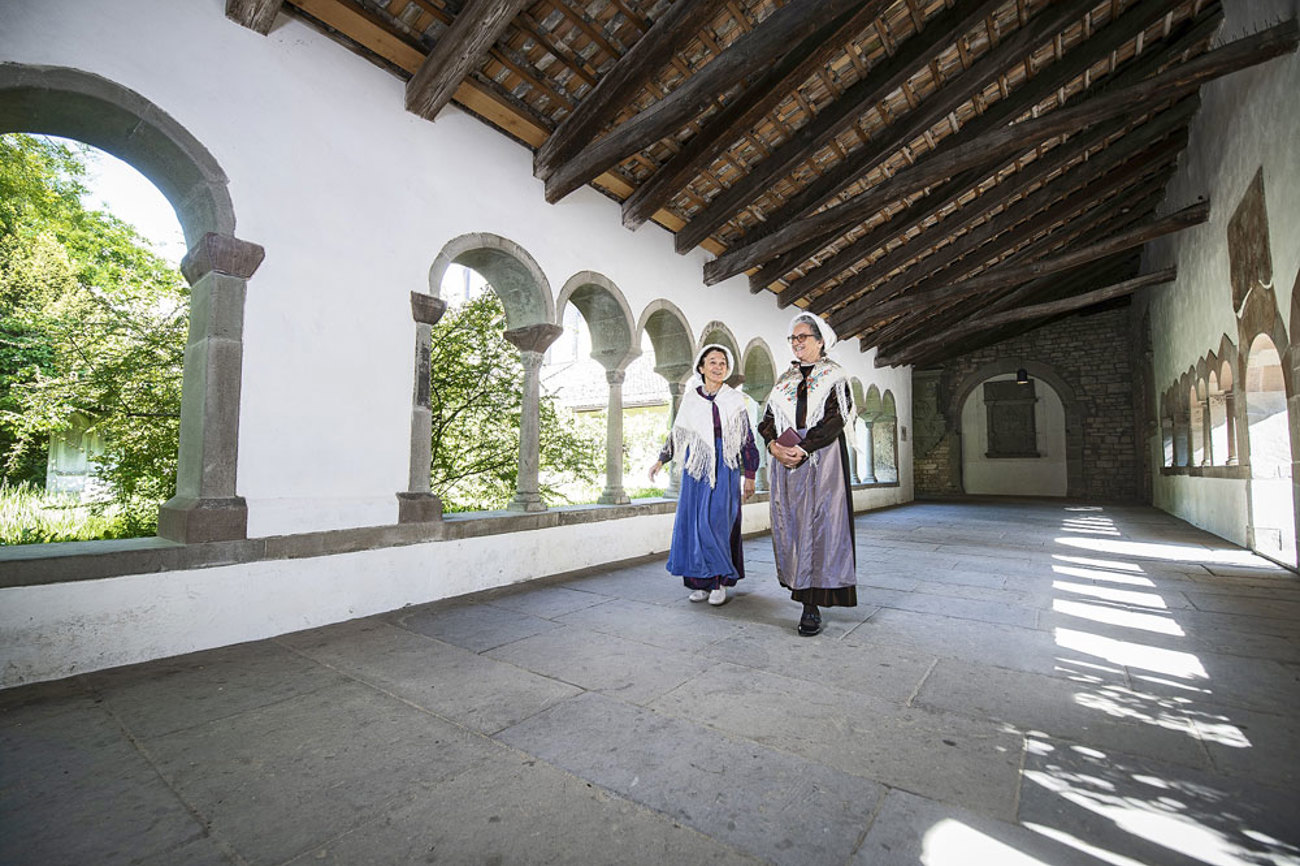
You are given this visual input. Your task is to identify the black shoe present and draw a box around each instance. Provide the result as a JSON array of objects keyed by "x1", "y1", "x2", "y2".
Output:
[{"x1": 797, "y1": 606, "x2": 821, "y2": 636}]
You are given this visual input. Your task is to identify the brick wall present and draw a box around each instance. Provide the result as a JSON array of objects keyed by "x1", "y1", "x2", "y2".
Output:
[{"x1": 912, "y1": 306, "x2": 1143, "y2": 502}]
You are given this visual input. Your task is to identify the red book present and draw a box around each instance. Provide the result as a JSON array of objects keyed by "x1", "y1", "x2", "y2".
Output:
[{"x1": 775, "y1": 427, "x2": 803, "y2": 447}]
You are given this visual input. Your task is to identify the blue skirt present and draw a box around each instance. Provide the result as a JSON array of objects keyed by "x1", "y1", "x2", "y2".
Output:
[{"x1": 666, "y1": 438, "x2": 745, "y2": 589}]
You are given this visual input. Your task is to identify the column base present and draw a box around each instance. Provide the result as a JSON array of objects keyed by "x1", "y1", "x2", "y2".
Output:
[
  {"x1": 598, "y1": 487, "x2": 630, "y2": 505},
  {"x1": 397, "y1": 492, "x2": 443, "y2": 523},
  {"x1": 157, "y1": 495, "x2": 248, "y2": 543},
  {"x1": 861, "y1": 475, "x2": 878, "y2": 484},
  {"x1": 507, "y1": 493, "x2": 547, "y2": 513}
]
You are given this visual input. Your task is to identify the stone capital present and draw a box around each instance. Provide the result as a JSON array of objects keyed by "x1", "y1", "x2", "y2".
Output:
[
  {"x1": 410, "y1": 292, "x2": 448, "y2": 326},
  {"x1": 503, "y1": 323, "x2": 564, "y2": 355},
  {"x1": 606, "y1": 369, "x2": 626, "y2": 386},
  {"x1": 181, "y1": 233, "x2": 266, "y2": 284}
]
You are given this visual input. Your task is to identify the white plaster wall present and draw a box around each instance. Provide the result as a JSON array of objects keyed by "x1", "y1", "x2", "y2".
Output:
[
  {"x1": 1141, "y1": 0, "x2": 1298, "y2": 546},
  {"x1": 0, "y1": 0, "x2": 913, "y2": 535},
  {"x1": 0, "y1": 0, "x2": 914, "y2": 687},
  {"x1": 960, "y1": 375, "x2": 1068, "y2": 496}
]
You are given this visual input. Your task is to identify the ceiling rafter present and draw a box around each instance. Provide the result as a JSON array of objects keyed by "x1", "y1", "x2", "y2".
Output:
[
  {"x1": 702, "y1": 19, "x2": 1296, "y2": 285},
  {"x1": 767, "y1": 0, "x2": 1202, "y2": 306}
]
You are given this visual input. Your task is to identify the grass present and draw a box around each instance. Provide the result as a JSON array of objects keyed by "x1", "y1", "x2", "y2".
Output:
[{"x1": 0, "y1": 482, "x2": 154, "y2": 545}]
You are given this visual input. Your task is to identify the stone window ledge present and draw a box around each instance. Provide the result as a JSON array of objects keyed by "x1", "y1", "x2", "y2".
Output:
[
  {"x1": 0, "y1": 482, "x2": 901, "y2": 590},
  {"x1": 1159, "y1": 465, "x2": 1251, "y2": 479}
]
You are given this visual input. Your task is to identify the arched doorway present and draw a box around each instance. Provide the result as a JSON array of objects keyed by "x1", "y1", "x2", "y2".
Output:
[
  {"x1": 960, "y1": 372, "x2": 1068, "y2": 496},
  {"x1": 1243, "y1": 334, "x2": 1295, "y2": 566}
]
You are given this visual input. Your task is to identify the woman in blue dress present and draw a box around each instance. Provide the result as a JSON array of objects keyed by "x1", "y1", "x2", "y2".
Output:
[{"x1": 649, "y1": 344, "x2": 758, "y2": 606}]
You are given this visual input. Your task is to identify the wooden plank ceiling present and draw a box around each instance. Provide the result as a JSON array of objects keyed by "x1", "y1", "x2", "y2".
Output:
[{"x1": 228, "y1": 0, "x2": 1297, "y2": 367}]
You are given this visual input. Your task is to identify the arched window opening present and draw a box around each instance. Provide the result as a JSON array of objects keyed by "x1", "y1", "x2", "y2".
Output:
[
  {"x1": 1220, "y1": 360, "x2": 1239, "y2": 466},
  {"x1": 1172, "y1": 388, "x2": 1190, "y2": 467},
  {"x1": 1243, "y1": 334, "x2": 1295, "y2": 566},
  {"x1": 551, "y1": 274, "x2": 638, "y2": 505},
  {"x1": 741, "y1": 341, "x2": 776, "y2": 492},
  {"x1": 420, "y1": 253, "x2": 598, "y2": 514},
  {"x1": 874, "y1": 391, "x2": 900, "y2": 484},
  {"x1": 1159, "y1": 394, "x2": 1175, "y2": 468},
  {"x1": 1208, "y1": 371, "x2": 1228, "y2": 466},
  {"x1": 640, "y1": 303, "x2": 694, "y2": 499},
  {"x1": 1, "y1": 134, "x2": 188, "y2": 544},
  {"x1": 1189, "y1": 381, "x2": 1206, "y2": 467}
]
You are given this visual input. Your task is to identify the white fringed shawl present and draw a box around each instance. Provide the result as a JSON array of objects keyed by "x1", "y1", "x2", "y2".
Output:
[
  {"x1": 765, "y1": 357, "x2": 854, "y2": 436},
  {"x1": 671, "y1": 379, "x2": 750, "y2": 488}
]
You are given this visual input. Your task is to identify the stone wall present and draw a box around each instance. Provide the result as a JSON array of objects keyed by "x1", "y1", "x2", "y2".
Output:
[{"x1": 913, "y1": 305, "x2": 1143, "y2": 502}]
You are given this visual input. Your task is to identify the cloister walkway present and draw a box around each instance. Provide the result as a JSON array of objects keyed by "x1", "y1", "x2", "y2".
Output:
[{"x1": 3, "y1": 500, "x2": 1298, "y2": 865}]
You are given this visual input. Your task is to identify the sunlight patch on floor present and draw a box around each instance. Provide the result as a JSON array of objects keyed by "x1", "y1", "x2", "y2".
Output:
[
  {"x1": 1054, "y1": 628, "x2": 1206, "y2": 678},
  {"x1": 1053, "y1": 599, "x2": 1185, "y2": 636}
]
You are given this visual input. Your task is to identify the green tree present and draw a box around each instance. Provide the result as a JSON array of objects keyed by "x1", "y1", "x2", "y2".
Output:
[
  {"x1": 429, "y1": 292, "x2": 601, "y2": 510},
  {"x1": 0, "y1": 133, "x2": 187, "y2": 538}
]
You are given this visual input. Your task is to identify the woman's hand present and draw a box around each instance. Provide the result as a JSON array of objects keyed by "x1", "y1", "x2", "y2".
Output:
[
  {"x1": 649, "y1": 461, "x2": 663, "y2": 481},
  {"x1": 742, "y1": 477, "x2": 755, "y2": 501},
  {"x1": 768, "y1": 441, "x2": 804, "y2": 469}
]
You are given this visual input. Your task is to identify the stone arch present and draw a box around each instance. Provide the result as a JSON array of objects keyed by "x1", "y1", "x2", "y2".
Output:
[
  {"x1": 0, "y1": 64, "x2": 234, "y2": 242},
  {"x1": 428, "y1": 232, "x2": 553, "y2": 329},
  {"x1": 0, "y1": 63, "x2": 259, "y2": 543},
  {"x1": 860, "y1": 384, "x2": 883, "y2": 420},
  {"x1": 637, "y1": 300, "x2": 694, "y2": 380},
  {"x1": 949, "y1": 359, "x2": 1084, "y2": 498},
  {"x1": 556, "y1": 271, "x2": 637, "y2": 371}
]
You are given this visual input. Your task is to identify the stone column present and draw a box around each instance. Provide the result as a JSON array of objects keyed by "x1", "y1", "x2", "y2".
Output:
[
  {"x1": 664, "y1": 379, "x2": 686, "y2": 500},
  {"x1": 1225, "y1": 391, "x2": 1239, "y2": 465},
  {"x1": 504, "y1": 323, "x2": 564, "y2": 512},
  {"x1": 398, "y1": 291, "x2": 448, "y2": 523},
  {"x1": 862, "y1": 421, "x2": 878, "y2": 483},
  {"x1": 848, "y1": 422, "x2": 861, "y2": 484},
  {"x1": 157, "y1": 233, "x2": 263, "y2": 544},
  {"x1": 598, "y1": 369, "x2": 630, "y2": 504}
]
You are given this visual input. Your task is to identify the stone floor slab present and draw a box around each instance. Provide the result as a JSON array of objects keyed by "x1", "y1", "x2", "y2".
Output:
[
  {"x1": 387, "y1": 599, "x2": 561, "y2": 652},
  {"x1": 143, "y1": 679, "x2": 500, "y2": 865},
  {"x1": 496, "y1": 691, "x2": 885, "y2": 866},
  {"x1": 283, "y1": 745, "x2": 760, "y2": 865},
  {"x1": 276, "y1": 617, "x2": 580, "y2": 734},
  {"x1": 853, "y1": 789, "x2": 1102, "y2": 866},
  {"x1": 1018, "y1": 735, "x2": 1300, "y2": 865},
  {"x1": 914, "y1": 658, "x2": 1209, "y2": 770},
  {"x1": 648, "y1": 664, "x2": 1025, "y2": 821},
  {"x1": 483, "y1": 624, "x2": 712, "y2": 705}
]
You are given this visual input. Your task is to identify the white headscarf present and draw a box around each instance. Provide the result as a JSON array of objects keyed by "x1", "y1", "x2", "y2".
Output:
[
  {"x1": 789, "y1": 311, "x2": 837, "y2": 352},
  {"x1": 671, "y1": 344, "x2": 750, "y2": 487}
]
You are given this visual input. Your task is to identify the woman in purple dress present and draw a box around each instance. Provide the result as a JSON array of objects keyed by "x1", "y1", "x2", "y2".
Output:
[
  {"x1": 650, "y1": 344, "x2": 758, "y2": 606},
  {"x1": 759, "y1": 313, "x2": 857, "y2": 636}
]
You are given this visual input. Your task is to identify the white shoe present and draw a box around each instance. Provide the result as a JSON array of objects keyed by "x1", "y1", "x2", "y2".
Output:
[
  {"x1": 708, "y1": 587, "x2": 728, "y2": 606},
  {"x1": 689, "y1": 590, "x2": 708, "y2": 602}
]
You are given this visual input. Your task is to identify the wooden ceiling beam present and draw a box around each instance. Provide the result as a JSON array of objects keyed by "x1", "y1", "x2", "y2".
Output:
[
  {"x1": 405, "y1": 0, "x2": 534, "y2": 121},
  {"x1": 876, "y1": 267, "x2": 1176, "y2": 367},
  {"x1": 533, "y1": 0, "x2": 730, "y2": 183},
  {"x1": 542, "y1": 0, "x2": 870, "y2": 204},
  {"x1": 620, "y1": 1, "x2": 892, "y2": 230},
  {"x1": 828, "y1": 109, "x2": 1191, "y2": 324},
  {"x1": 844, "y1": 171, "x2": 1173, "y2": 350},
  {"x1": 702, "y1": 19, "x2": 1297, "y2": 284},
  {"x1": 226, "y1": 0, "x2": 285, "y2": 34},
  {"x1": 776, "y1": 0, "x2": 1202, "y2": 307},
  {"x1": 671, "y1": 0, "x2": 1001, "y2": 253},
  {"x1": 720, "y1": 0, "x2": 1100, "y2": 260},
  {"x1": 855, "y1": 194, "x2": 1201, "y2": 334}
]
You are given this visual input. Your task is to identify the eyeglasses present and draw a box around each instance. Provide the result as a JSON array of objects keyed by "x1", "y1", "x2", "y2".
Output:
[{"x1": 788, "y1": 333, "x2": 817, "y2": 344}]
